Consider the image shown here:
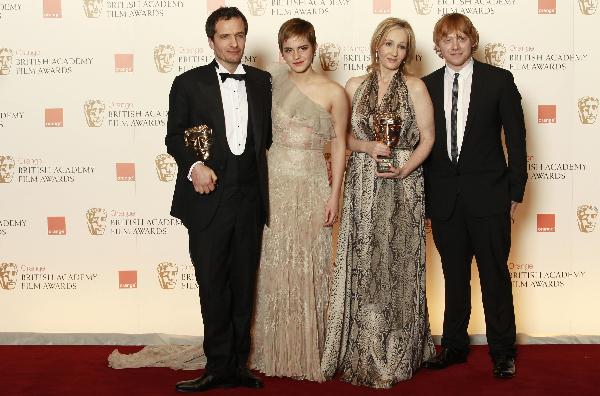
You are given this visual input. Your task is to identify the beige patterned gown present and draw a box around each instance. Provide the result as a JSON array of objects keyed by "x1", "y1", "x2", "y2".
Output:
[
  {"x1": 320, "y1": 71, "x2": 435, "y2": 388},
  {"x1": 249, "y1": 67, "x2": 334, "y2": 382},
  {"x1": 108, "y1": 67, "x2": 334, "y2": 381}
]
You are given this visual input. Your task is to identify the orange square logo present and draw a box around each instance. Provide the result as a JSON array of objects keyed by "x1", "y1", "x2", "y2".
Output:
[
  {"x1": 114, "y1": 54, "x2": 134, "y2": 72},
  {"x1": 119, "y1": 270, "x2": 137, "y2": 289},
  {"x1": 43, "y1": 0, "x2": 62, "y2": 18},
  {"x1": 373, "y1": 0, "x2": 391, "y2": 14},
  {"x1": 538, "y1": 0, "x2": 556, "y2": 14},
  {"x1": 47, "y1": 216, "x2": 66, "y2": 235},
  {"x1": 116, "y1": 163, "x2": 135, "y2": 181},
  {"x1": 537, "y1": 213, "x2": 556, "y2": 232},
  {"x1": 45, "y1": 108, "x2": 63, "y2": 127},
  {"x1": 207, "y1": 0, "x2": 225, "y2": 14},
  {"x1": 538, "y1": 105, "x2": 556, "y2": 123}
]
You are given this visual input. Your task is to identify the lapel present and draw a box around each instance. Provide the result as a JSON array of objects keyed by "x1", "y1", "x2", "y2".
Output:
[
  {"x1": 462, "y1": 60, "x2": 483, "y2": 150},
  {"x1": 243, "y1": 64, "x2": 263, "y2": 156},
  {"x1": 198, "y1": 60, "x2": 228, "y2": 155},
  {"x1": 429, "y1": 67, "x2": 452, "y2": 166}
]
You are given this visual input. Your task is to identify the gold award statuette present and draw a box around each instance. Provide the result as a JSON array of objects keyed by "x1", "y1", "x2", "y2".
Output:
[
  {"x1": 184, "y1": 125, "x2": 213, "y2": 161},
  {"x1": 373, "y1": 112, "x2": 402, "y2": 173}
]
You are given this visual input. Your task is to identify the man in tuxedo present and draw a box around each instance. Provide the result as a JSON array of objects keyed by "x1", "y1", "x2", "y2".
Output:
[
  {"x1": 421, "y1": 13, "x2": 527, "y2": 378},
  {"x1": 165, "y1": 7, "x2": 271, "y2": 392}
]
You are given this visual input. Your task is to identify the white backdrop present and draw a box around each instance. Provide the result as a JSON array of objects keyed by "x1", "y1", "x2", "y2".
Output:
[{"x1": 1, "y1": 0, "x2": 599, "y2": 343}]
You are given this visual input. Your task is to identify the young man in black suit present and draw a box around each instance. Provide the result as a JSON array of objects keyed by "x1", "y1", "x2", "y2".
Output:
[
  {"x1": 165, "y1": 7, "x2": 271, "y2": 392},
  {"x1": 421, "y1": 13, "x2": 527, "y2": 378}
]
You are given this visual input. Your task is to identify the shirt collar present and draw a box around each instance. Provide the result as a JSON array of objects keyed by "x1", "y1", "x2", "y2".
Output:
[
  {"x1": 445, "y1": 57, "x2": 474, "y2": 79},
  {"x1": 214, "y1": 59, "x2": 246, "y2": 76}
]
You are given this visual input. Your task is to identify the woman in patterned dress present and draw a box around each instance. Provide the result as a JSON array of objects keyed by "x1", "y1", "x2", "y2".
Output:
[{"x1": 321, "y1": 17, "x2": 436, "y2": 388}]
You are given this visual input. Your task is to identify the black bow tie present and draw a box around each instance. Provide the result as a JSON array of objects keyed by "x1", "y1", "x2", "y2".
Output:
[{"x1": 219, "y1": 73, "x2": 246, "y2": 82}]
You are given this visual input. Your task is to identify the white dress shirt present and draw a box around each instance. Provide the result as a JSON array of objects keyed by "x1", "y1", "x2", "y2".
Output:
[
  {"x1": 444, "y1": 57, "x2": 474, "y2": 161},
  {"x1": 188, "y1": 59, "x2": 249, "y2": 180}
]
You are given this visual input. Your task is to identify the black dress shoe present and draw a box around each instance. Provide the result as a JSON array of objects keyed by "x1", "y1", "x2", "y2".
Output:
[
  {"x1": 493, "y1": 357, "x2": 516, "y2": 379},
  {"x1": 237, "y1": 367, "x2": 264, "y2": 389},
  {"x1": 175, "y1": 372, "x2": 238, "y2": 392},
  {"x1": 421, "y1": 347, "x2": 468, "y2": 369}
]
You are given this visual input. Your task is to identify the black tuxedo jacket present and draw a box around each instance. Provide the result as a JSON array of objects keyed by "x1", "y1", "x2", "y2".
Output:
[
  {"x1": 165, "y1": 60, "x2": 272, "y2": 230},
  {"x1": 422, "y1": 60, "x2": 527, "y2": 220}
]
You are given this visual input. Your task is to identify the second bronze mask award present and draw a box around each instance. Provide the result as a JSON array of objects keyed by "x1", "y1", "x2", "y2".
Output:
[{"x1": 372, "y1": 112, "x2": 401, "y2": 173}]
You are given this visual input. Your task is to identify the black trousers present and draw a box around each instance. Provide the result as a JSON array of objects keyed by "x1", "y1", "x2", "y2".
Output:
[
  {"x1": 431, "y1": 195, "x2": 516, "y2": 359},
  {"x1": 188, "y1": 186, "x2": 263, "y2": 376}
]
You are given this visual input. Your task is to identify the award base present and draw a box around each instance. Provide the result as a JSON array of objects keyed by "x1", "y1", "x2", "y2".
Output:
[{"x1": 377, "y1": 157, "x2": 395, "y2": 173}]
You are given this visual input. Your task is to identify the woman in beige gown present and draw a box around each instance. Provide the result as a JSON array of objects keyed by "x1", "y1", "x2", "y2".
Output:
[
  {"x1": 320, "y1": 18, "x2": 436, "y2": 388},
  {"x1": 108, "y1": 18, "x2": 349, "y2": 382},
  {"x1": 249, "y1": 18, "x2": 348, "y2": 382}
]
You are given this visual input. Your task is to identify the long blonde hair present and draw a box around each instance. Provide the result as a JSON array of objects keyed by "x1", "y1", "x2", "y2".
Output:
[{"x1": 367, "y1": 17, "x2": 416, "y2": 75}]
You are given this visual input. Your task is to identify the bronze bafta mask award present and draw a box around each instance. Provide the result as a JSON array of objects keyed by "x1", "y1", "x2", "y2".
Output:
[
  {"x1": 372, "y1": 111, "x2": 402, "y2": 173},
  {"x1": 184, "y1": 125, "x2": 213, "y2": 161}
]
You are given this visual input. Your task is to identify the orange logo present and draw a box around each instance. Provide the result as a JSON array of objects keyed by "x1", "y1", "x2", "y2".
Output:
[
  {"x1": 577, "y1": 96, "x2": 599, "y2": 125},
  {"x1": 119, "y1": 270, "x2": 137, "y2": 288},
  {"x1": 0, "y1": 263, "x2": 18, "y2": 290},
  {"x1": 43, "y1": 0, "x2": 62, "y2": 18},
  {"x1": 0, "y1": 48, "x2": 13, "y2": 75},
  {"x1": 538, "y1": 0, "x2": 556, "y2": 14},
  {"x1": 412, "y1": 0, "x2": 432, "y2": 15},
  {"x1": 538, "y1": 105, "x2": 556, "y2": 123},
  {"x1": 114, "y1": 54, "x2": 134, "y2": 72},
  {"x1": 157, "y1": 262, "x2": 178, "y2": 289},
  {"x1": 537, "y1": 214, "x2": 555, "y2": 232},
  {"x1": 578, "y1": 0, "x2": 598, "y2": 15},
  {"x1": 0, "y1": 155, "x2": 15, "y2": 183},
  {"x1": 83, "y1": 0, "x2": 103, "y2": 18},
  {"x1": 116, "y1": 163, "x2": 135, "y2": 181},
  {"x1": 45, "y1": 108, "x2": 63, "y2": 127},
  {"x1": 373, "y1": 0, "x2": 391, "y2": 14},
  {"x1": 47, "y1": 216, "x2": 67, "y2": 235},
  {"x1": 207, "y1": 0, "x2": 225, "y2": 14}
]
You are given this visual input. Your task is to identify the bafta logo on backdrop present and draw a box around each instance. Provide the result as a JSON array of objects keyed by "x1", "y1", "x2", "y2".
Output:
[
  {"x1": 154, "y1": 45, "x2": 175, "y2": 73},
  {"x1": 577, "y1": 205, "x2": 598, "y2": 233},
  {"x1": 86, "y1": 208, "x2": 108, "y2": 235},
  {"x1": 0, "y1": 262, "x2": 18, "y2": 290},
  {"x1": 155, "y1": 154, "x2": 177, "y2": 182},
  {"x1": 413, "y1": 0, "x2": 432, "y2": 15},
  {"x1": 157, "y1": 262, "x2": 178, "y2": 289},
  {"x1": 83, "y1": 0, "x2": 103, "y2": 18},
  {"x1": 579, "y1": 0, "x2": 598, "y2": 15},
  {"x1": 0, "y1": 155, "x2": 15, "y2": 183},
  {"x1": 84, "y1": 100, "x2": 106, "y2": 127},
  {"x1": 0, "y1": 48, "x2": 13, "y2": 75},
  {"x1": 319, "y1": 43, "x2": 341, "y2": 72},
  {"x1": 247, "y1": 0, "x2": 267, "y2": 16},
  {"x1": 484, "y1": 43, "x2": 506, "y2": 68},
  {"x1": 577, "y1": 96, "x2": 599, "y2": 124}
]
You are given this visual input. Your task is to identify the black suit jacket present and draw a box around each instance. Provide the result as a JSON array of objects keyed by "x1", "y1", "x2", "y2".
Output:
[
  {"x1": 165, "y1": 60, "x2": 272, "y2": 230},
  {"x1": 422, "y1": 60, "x2": 527, "y2": 220}
]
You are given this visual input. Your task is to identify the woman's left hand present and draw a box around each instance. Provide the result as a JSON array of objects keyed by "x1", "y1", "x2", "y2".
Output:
[{"x1": 323, "y1": 196, "x2": 339, "y2": 227}]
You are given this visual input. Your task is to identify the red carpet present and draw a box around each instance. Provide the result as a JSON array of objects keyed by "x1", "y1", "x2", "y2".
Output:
[{"x1": 1, "y1": 345, "x2": 599, "y2": 396}]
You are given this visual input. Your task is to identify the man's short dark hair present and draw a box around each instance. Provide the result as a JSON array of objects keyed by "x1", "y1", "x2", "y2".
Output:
[{"x1": 205, "y1": 7, "x2": 248, "y2": 39}]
